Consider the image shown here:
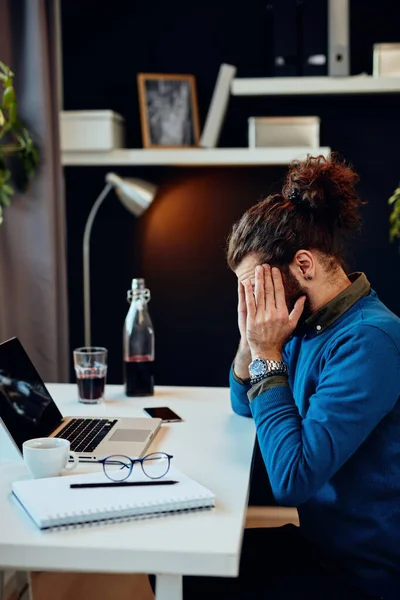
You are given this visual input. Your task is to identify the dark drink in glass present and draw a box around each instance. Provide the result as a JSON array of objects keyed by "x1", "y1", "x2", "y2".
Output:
[
  {"x1": 124, "y1": 355, "x2": 154, "y2": 397},
  {"x1": 73, "y1": 347, "x2": 108, "y2": 404},
  {"x1": 77, "y1": 373, "x2": 106, "y2": 402}
]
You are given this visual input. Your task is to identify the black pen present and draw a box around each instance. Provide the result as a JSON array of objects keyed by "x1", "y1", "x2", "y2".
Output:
[{"x1": 70, "y1": 480, "x2": 179, "y2": 489}]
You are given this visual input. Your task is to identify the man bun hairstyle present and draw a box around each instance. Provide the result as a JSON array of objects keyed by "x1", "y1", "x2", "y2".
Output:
[
  {"x1": 227, "y1": 153, "x2": 365, "y2": 271},
  {"x1": 282, "y1": 153, "x2": 362, "y2": 231}
]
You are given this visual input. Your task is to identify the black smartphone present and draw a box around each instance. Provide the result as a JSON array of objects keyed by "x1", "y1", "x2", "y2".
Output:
[{"x1": 143, "y1": 406, "x2": 183, "y2": 423}]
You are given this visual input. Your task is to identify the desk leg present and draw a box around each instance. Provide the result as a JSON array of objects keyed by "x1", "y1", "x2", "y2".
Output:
[
  {"x1": 0, "y1": 570, "x2": 4, "y2": 600},
  {"x1": 155, "y1": 574, "x2": 182, "y2": 600}
]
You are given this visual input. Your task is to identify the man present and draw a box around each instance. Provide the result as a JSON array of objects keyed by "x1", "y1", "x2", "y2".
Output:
[{"x1": 184, "y1": 155, "x2": 400, "y2": 599}]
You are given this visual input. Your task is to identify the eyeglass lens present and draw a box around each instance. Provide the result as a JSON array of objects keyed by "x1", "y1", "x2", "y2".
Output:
[
  {"x1": 141, "y1": 452, "x2": 171, "y2": 479},
  {"x1": 103, "y1": 455, "x2": 132, "y2": 482}
]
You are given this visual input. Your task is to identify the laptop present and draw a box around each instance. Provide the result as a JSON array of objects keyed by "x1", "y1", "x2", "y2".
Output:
[{"x1": 0, "y1": 337, "x2": 162, "y2": 462}]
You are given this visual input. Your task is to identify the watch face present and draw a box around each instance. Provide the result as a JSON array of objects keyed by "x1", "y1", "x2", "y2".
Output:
[{"x1": 250, "y1": 358, "x2": 266, "y2": 377}]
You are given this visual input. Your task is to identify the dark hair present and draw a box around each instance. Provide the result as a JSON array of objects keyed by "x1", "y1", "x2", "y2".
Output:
[{"x1": 227, "y1": 153, "x2": 365, "y2": 271}]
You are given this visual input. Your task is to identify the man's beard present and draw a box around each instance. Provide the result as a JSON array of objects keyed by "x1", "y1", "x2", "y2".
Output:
[{"x1": 280, "y1": 266, "x2": 311, "y2": 320}]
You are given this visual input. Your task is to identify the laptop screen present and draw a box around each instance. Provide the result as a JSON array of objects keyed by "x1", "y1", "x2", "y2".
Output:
[{"x1": 0, "y1": 337, "x2": 63, "y2": 451}]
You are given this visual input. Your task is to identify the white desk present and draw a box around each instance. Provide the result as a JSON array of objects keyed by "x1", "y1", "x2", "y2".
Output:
[{"x1": 0, "y1": 385, "x2": 256, "y2": 600}]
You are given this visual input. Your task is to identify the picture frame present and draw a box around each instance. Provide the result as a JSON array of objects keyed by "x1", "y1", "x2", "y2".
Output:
[{"x1": 138, "y1": 73, "x2": 201, "y2": 148}]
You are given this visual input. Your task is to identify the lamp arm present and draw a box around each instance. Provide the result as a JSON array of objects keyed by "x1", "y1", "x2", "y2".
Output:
[{"x1": 83, "y1": 182, "x2": 114, "y2": 347}]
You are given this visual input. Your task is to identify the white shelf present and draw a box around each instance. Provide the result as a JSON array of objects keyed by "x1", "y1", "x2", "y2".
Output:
[
  {"x1": 231, "y1": 76, "x2": 400, "y2": 96},
  {"x1": 61, "y1": 147, "x2": 331, "y2": 167}
]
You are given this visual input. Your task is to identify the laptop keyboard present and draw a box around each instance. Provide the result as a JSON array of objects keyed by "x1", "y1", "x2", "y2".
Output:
[{"x1": 54, "y1": 418, "x2": 118, "y2": 453}]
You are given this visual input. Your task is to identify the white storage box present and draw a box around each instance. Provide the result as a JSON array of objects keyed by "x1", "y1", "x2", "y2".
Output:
[
  {"x1": 60, "y1": 110, "x2": 125, "y2": 151},
  {"x1": 248, "y1": 117, "x2": 320, "y2": 148},
  {"x1": 373, "y1": 43, "x2": 400, "y2": 77}
]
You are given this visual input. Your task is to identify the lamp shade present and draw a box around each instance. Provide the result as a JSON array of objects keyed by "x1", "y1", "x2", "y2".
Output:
[{"x1": 106, "y1": 172, "x2": 157, "y2": 217}]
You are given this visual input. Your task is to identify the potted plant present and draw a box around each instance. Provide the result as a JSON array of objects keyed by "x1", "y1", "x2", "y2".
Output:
[
  {"x1": 0, "y1": 61, "x2": 39, "y2": 224},
  {"x1": 389, "y1": 185, "x2": 400, "y2": 248}
]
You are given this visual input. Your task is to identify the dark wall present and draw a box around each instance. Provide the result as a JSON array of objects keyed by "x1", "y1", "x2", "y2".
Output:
[{"x1": 62, "y1": 0, "x2": 400, "y2": 385}]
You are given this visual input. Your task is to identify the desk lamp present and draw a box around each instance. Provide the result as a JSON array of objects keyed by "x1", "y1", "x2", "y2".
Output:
[{"x1": 83, "y1": 172, "x2": 157, "y2": 346}]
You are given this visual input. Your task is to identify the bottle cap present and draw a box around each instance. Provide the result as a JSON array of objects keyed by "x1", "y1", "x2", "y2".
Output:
[
  {"x1": 127, "y1": 278, "x2": 150, "y2": 304},
  {"x1": 132, "y1": 278, "x2": 145, "y2": 290}
]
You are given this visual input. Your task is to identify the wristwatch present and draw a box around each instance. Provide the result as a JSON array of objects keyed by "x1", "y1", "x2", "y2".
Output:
[{"x1": 248, "y1": 357, "x2": 288, "y2": 385}]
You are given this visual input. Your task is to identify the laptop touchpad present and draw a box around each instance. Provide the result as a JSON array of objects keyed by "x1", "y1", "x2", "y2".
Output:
[{"x1": 109, "y1": 429, "x2": 150, "y2": 443}]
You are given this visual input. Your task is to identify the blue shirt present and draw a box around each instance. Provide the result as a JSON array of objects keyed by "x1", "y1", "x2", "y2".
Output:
[{"x1": 230, "y1": 274, "x2": 400, "y2": 598}]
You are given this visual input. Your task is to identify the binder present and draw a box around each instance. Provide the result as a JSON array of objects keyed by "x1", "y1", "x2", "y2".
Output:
[
  {"x1": 328, "y1": 0, "x2": 350, "y2": 76},
  {"x1": 200, "y1": 64, "x2": 237, "y2": 148},
  {"x1": 265, "y1": 0, "x2": 300, "y2": 77},
  {"x1": 302, "y1": 0, "x2": 328, "y2": 76}
]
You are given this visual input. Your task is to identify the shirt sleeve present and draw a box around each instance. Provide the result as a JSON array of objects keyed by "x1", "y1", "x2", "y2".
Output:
[
  {"x1": 230, "y1": 365, "x2": 252, "y2": 417},
  {"x1": 250, "y1": 325, "x2": 400, "y2": 506},
  {"x1": 248, "y1": 375, "x2": 289, "y2": 402}
]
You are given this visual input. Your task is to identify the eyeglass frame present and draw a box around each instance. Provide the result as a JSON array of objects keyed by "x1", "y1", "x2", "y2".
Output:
[{"x1": 98, "y1": 452, "x2": 174, "y2": 482}]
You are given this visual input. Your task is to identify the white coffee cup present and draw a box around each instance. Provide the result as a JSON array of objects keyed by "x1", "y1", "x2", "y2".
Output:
[{"x1": 23, "y1": 438, "x2": 79, "y2": 479}]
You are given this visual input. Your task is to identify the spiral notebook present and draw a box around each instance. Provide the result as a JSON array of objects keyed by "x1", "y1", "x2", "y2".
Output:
[{"x1": 12, "y1": 466, "x2": 215, "y2": 530}]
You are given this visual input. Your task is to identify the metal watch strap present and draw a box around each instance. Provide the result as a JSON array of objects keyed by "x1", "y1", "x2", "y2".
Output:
[
  {"x1": 265, "y1": 359, "x2": 288, "y2": 375},
  {"x1": 249, "y1": 358, "x2": 288, "y2": 386}
]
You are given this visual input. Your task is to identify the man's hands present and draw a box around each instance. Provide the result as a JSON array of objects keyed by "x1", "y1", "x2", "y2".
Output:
[
  {"x1": 233, "y1": 280, "x2": 252, "y2": 380},
  {"x1": 242, "y1": 265, "x2": 306, "y2": 361},
  {"x1": 238, "y1": 278, "x2": 248, "y2": 343}
]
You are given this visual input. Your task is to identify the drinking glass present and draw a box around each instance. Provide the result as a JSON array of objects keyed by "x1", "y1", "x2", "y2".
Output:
[{"x1": 73, "y1": 347, "x2": 107, "y2": 404}]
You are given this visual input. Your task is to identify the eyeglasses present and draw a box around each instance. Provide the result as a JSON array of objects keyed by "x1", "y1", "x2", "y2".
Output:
[{"x1": 98, "y1": 452, "x2": 173, "y2": 482}]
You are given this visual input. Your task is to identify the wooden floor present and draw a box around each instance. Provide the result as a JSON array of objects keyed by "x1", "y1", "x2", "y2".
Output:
[
  {"x1": 30, "y1": 573, "x2": 154, "y2": 600},
  {"x1": 245, "y1": 506, "x2": 299, "y2": 529},
  {"x1": 23, "y1": 508, "x2": 299, "y2": 600}
]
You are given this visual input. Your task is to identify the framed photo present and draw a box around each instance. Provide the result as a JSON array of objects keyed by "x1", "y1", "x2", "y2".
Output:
[{"x1": 138, "y1": 73, "x2": 201, "y2": 148}]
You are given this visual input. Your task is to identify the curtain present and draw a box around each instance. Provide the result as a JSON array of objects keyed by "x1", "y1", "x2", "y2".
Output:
[{"x1": 0, "y1": 0, "x2": 69, "y2": 382}]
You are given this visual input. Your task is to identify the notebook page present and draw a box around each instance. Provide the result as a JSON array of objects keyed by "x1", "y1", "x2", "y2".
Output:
[{"x1": 12, "y1": 466, "x2": 214, "y2": 529}]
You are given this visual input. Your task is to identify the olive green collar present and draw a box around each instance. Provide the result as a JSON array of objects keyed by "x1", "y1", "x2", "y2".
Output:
[{"x1": 300, "y1": 272, "x2": 370, "y2": 335}]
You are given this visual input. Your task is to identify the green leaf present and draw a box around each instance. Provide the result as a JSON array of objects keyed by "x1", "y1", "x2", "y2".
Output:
[
  {"x1": 2, "y1": 183, "x2": 13, "y2": 194},
  {"x1": 0, "y1": 61, "x2": 13, "y2": 77},
  {"x1": 0, "y1": 168, "x2": 11, "y2": 184},
  {"x1": 0, "y1": 184, "x2": 12, "y2": 209},
  {"x1": 388, "y1": 193, "x2": 400, "y2": 245},
  {"x1": 8, "y1": 103, "x2": 17, "y2": 125},
  {"x1": 2, "y1": 86, "x2": 16, "y2": 109},
  {"x1": 389, "y1": 190, "x2": 400, "y2": 205},
  {"x1": 15, "y1": 133, "x2": 26, "y2": 148},
  {"x1": 1, "y1": 187, "x2": 13, "y2": 205}
]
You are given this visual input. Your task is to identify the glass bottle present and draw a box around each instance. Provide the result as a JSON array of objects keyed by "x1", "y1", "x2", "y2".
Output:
[{"x1": 123, "y1": 278, "x2": 154, "y2": 396}]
